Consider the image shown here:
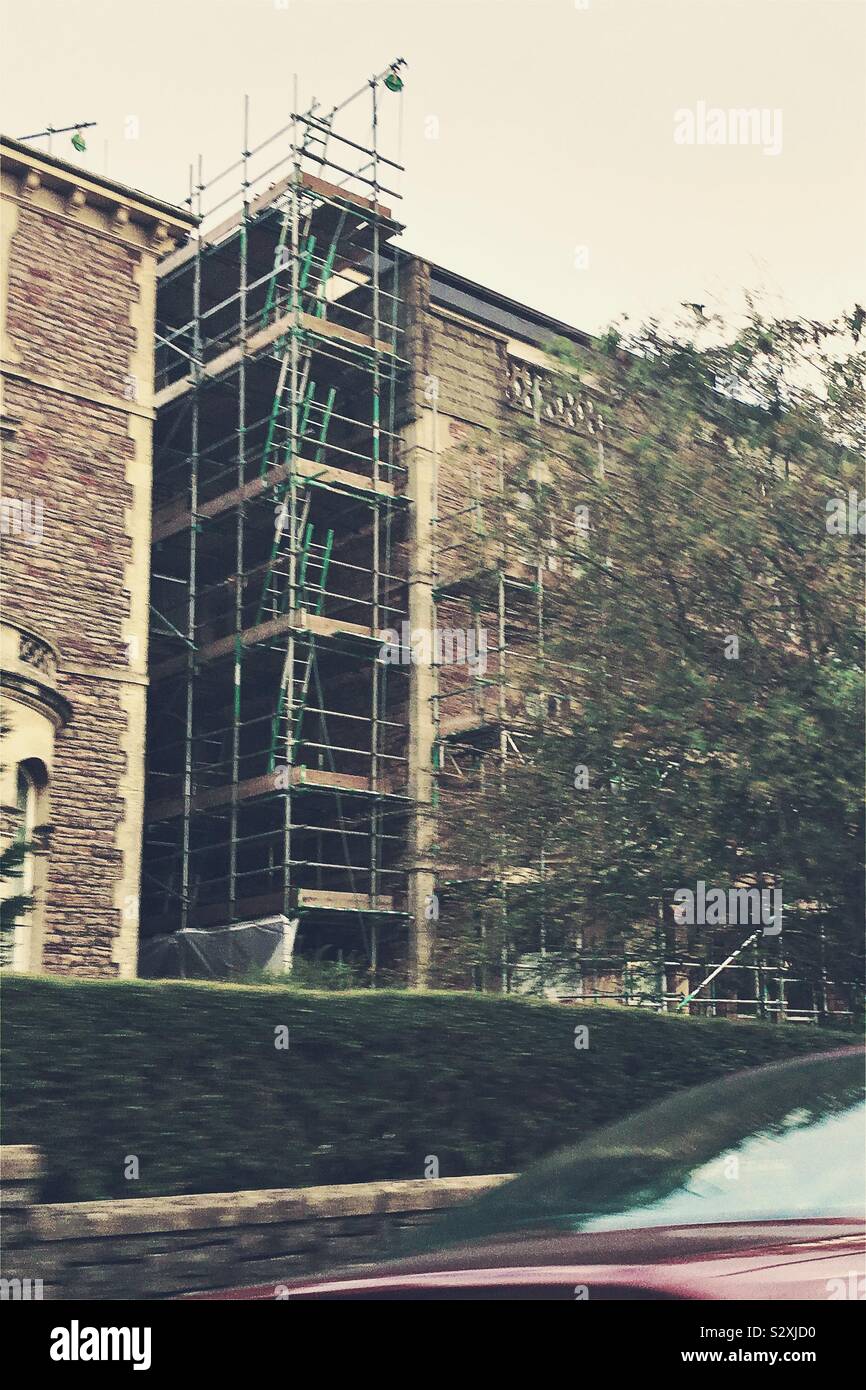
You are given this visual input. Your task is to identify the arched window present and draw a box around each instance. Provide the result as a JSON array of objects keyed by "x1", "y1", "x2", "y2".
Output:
[
  {"x1": 16, "y1": 762, "x2": 36, "y2": 840},
  {"x1": 8, "y1": 764, "x2": 37, "y2": 970}
]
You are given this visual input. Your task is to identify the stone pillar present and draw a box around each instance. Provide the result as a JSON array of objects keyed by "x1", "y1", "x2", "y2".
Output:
[{"x1": 402, "y1": 261, "x2": 438, "y2": 988}]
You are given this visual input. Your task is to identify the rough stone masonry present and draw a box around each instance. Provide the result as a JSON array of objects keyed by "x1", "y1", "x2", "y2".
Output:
[{"x1": 0, "y1": 136, "x2": 194, "y2": 975}]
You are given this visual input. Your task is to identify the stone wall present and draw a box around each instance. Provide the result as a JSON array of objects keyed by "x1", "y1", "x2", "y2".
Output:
[
  {"x1": 410, "y1": 278, "x2": 611, "y2": 983},
  {"x1": 0, "y1": 138, "x2": 194, "y2": 976},
  {"x1": 0, "y1": 1146, "x2": 510, "y2": 1300}
]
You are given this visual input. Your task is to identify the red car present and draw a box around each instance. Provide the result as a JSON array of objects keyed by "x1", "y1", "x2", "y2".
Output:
[{"x1": 188, "y1": 1048, "x2": 865, "y2": 1301}]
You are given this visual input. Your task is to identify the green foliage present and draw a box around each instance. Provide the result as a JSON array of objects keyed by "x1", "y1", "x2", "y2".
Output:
[
  {"x1": 0, "y1": 733, "x2": 35, "y2": 966},
  {"x1": 0, "y1": 839, "x2": 33, "y2": 967},
  {"x1": 0, "y1": 975, "x2": 852, "y2": 1202},
  {"x1": 238, "y1": 956, "x2": 365, "y2": 991},
  {"x1": 436, "y1": 304, "x2": 864, "y2": 1002}
]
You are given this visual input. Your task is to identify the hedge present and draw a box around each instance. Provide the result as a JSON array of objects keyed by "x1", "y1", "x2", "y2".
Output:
[{"x1": 0, "y1": 976, "x2": 854, "y2": 1202}]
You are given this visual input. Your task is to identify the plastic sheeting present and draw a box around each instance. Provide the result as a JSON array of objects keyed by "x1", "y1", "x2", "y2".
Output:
[{"x1": 138, "y1": 915, "x2": 298, "y2": 981}]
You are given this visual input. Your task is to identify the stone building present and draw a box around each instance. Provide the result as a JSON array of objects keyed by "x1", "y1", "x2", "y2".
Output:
[
  {"x1": 0, "y1": 90, "x2": 855, "y2": 1023},
  {"x1": 0, "y1": 135, "x2": 195, "y2": 975},
  {"x1": 0, "y1": 89, "x2": 658, "y2": 995},
  {"x1": 136, "y1": 89, "x2": 609, "y2": 993},
  {"x1": 140, "y1": 131, "x2": 854, "y2": 1022}
]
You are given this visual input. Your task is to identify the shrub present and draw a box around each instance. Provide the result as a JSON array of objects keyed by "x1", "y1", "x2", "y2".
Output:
[{"x1": 0, "y1": 976, "x2": 853, "y2": 1202}]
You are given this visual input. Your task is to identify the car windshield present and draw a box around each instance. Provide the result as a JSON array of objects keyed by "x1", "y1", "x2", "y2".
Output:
[
  {"x1": 576, "y1": 1098, "x2": 865, "y2": 1230},
  {"x1": 424, "y1": 1050, "x2": 866, "y2": 1245}
]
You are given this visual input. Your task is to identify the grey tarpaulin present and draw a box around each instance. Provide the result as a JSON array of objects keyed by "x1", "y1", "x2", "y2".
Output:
[{"x1": 138, "y1": 915, "x2": 299, "y2": 980}]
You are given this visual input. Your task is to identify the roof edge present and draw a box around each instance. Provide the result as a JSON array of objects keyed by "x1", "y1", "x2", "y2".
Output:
[
  {"x1": 1, "y1": 134, "x2": 197, "y2": 233},
  {"x1": 420, "y1": 256, "x2": 595, "y2": 351}
]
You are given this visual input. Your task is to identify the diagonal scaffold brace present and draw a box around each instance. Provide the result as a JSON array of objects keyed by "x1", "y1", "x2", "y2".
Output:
[{"x1": 676, "y1": 929, "x2": 763, "y2": 1010}]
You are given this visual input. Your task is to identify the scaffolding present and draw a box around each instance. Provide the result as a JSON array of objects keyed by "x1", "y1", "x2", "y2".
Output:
[{"x1": 142, "y1": 62, "x2": 414, "y2": 976}]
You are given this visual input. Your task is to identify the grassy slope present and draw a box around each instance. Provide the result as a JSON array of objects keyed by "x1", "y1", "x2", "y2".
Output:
[{"x1": 1, "y1": 975, "x2": 854, "y2": 1201}]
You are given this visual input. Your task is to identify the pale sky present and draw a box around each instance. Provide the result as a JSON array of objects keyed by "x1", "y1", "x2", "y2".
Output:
[{"x1": 2, "y1": 0, "x2": 864, "y2": 336}]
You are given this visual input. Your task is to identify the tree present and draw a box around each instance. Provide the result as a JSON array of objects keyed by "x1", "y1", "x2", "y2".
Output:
[
  {"x1": 433, "y1": 303, "x2": 865, "y2": 1018},
  {"x1": 0, "y1": 837, "x2": 34, "y2": 967},
  {"x1": 0, "y1": 727, "x2": 37, "y2": 968}
]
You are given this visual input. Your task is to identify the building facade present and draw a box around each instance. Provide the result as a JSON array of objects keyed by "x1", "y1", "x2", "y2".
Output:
[
  {"x1": 1, "y1": 101, "x2": 855, "y2": 1023},
  {"x1": 135, "y1": 85, "x2": 610, "y2": 992},
  {"x1": 0, "y1": 136, "x2": 194, "y2": 975}
]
